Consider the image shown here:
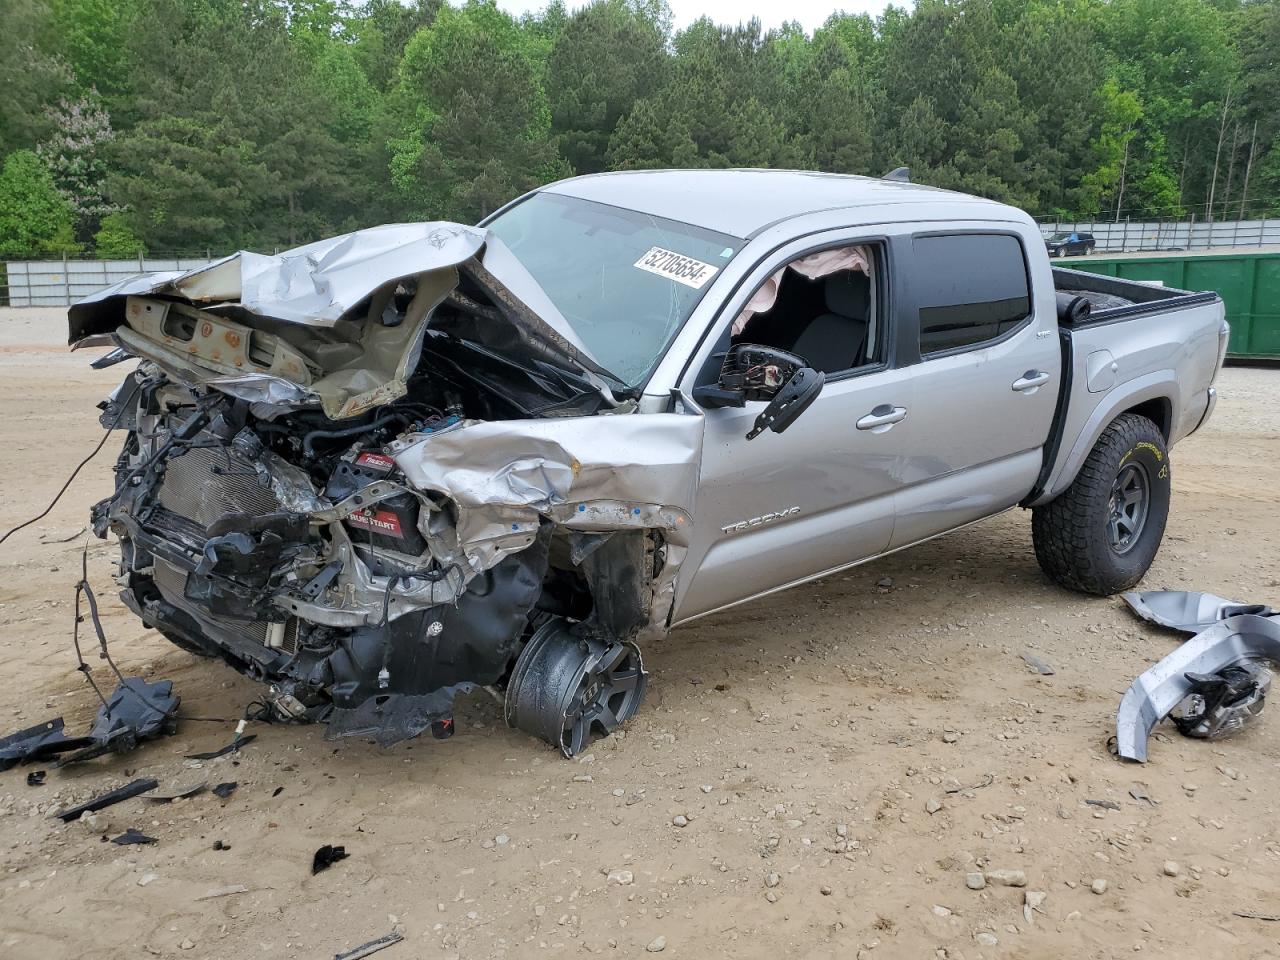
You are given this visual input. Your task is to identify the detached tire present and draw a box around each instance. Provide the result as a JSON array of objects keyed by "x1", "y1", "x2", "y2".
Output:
[{"x1": 1032, "y1": 413, "x2": 1171, "y2": 596}]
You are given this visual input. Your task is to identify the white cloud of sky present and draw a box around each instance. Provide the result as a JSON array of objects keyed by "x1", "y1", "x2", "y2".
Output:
[{"x1": 494, "y1": 0, "x2": 899, "y2": 35}]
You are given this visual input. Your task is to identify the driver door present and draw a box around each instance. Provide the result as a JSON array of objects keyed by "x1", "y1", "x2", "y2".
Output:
[{"x1": 671, "y1": 234, "x2": 910, "y2": 623}]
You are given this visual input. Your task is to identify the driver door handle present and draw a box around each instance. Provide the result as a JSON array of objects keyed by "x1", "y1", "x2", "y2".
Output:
[
  {"x1": 1012, "y1": 370, "x2": 1052, "y2": 392},
  {"x1": 856, "y1": 405, "x2": 908, "y2": 432}
]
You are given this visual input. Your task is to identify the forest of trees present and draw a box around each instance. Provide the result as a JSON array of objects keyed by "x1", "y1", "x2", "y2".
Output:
[{"x1": 2, "y1": 0, "x2": 1278, "y2": 258}]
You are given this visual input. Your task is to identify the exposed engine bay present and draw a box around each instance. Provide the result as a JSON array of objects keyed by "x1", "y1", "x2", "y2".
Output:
[{"x1": 71, "y1": 222, "x2": 699, "y2": 754}]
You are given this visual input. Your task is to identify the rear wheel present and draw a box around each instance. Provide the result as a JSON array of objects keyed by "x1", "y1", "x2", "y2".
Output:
[{"x1": 1032, "y1": 413, "x2": 1171, "y2": 596}]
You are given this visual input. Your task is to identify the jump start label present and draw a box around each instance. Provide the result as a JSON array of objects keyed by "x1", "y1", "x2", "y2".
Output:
[
  {"x1": 634, "y1": 247, "x2": 719, "y2": 289},
  {"x1": 347, "y1": 509, "x2": 404, "y2": 536},
  {"x1": 355, "y1": 451, "x2": 395, "y2": 472}
]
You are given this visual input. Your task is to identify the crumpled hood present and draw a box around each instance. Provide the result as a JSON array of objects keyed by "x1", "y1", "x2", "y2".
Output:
[
  {"x1": 67, "y1": 222, "x2": 613, "y2": 418},
  {"x1": 69, "y1": 223, "x2": 487, "y2": 340}
]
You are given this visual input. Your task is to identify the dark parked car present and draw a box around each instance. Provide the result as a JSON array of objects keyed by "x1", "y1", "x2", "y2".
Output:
[{"x1": 1045, "y1": 231, "x2": 1096, "y2": 257}]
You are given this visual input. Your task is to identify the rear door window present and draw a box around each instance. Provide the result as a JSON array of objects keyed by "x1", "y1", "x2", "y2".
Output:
[{"x1": 912, "y1": 233, "x2": 1032, "y2": 355}]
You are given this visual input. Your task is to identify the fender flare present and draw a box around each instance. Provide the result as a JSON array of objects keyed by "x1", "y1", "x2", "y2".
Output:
[{"x1": 1033, "y1": 370, "x2": 1181, "y2": 505}]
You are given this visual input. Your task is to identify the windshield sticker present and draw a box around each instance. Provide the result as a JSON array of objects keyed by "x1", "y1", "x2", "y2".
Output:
[{"x1": 634, "y1": 247, "x2": 719, "y2": 289}]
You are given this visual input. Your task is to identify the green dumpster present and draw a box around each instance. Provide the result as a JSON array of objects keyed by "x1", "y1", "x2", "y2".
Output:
[{"x1": 1062, "y1": 249, "x2": 1280, "y2": 359}]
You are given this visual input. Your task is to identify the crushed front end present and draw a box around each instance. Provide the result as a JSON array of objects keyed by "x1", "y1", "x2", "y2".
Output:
[{"x1": 75, "y1": 223, "x2": 698, "y2": 753}]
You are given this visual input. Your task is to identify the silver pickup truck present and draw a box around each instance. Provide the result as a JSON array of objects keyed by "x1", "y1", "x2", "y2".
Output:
[{"x1": 71, "y1": 169, "x2": 1228, "y2": 755}]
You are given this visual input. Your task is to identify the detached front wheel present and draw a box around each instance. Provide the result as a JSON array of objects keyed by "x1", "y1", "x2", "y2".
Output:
[
  {"x1": 1032, "y1": 413, "x2": 1171, "y2": 596},
  {"x1": 505, "y1": 618, "x2": 648, "y2": 757}
]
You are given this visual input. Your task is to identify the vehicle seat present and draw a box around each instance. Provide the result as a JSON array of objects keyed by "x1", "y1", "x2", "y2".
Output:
[{"x1": 790, "y1": 271, "x2": 869, "y2": 373}]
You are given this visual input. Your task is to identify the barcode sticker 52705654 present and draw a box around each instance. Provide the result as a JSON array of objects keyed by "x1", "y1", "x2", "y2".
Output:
[{"x1": 633, "y1": 247, "x2": 719, "y2": 289}]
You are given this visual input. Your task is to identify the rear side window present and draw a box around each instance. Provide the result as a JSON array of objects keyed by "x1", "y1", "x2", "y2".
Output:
[{"x1": 912, "y1": 233, "x2": 1031, "y2": 355}]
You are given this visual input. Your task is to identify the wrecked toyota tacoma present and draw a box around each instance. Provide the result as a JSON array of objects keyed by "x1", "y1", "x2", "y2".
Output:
[{"x1": 71, "y1": 170, "x2": 1229, "y2": 755}]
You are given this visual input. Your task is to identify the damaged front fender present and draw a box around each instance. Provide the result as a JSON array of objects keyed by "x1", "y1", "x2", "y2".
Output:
[
  {"x1": 388, "y1": 413, "x2": 700, "y2": 630},
  {"x1": 1115, "y1": 613, "x2": 1280, "y2": 762}
]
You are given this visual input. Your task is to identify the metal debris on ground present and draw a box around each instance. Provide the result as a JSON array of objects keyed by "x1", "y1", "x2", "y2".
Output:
[
  {"x1": 212, "y1": 781, "x2": 238, "y2": 799},
  {"x1": 1115, "y1": 613, "x2": 1280, "y2": 762},
  {"x1": 148, "y1": 780, "x2": 208, "y2": 801},
  {"x1": 111, "y1": 828, "x2": 158, "y2": 845},
  {"x1": 55, "y1": 778, "x2": 159, "y2": 822},
  {"x1": 943, "y1": 773, "x2": 994, "y2": 794},
  {"x1": 1234, "y1": 911, "x2": 1280, "y2": 922},
  {"x1": 26, "y1": 770, "x2": 46, "y2": 787},
  {"x1": 312, "y1": 844, "x2": 350, "y2": 874},
  {"x1": 1021, "y1": 652, "x2": 1055, "y2": 675},
  {"x1": 1122, "y1": 590, "x2": 1276, "y2": 634},
  {"x1": 1129, "y1": 785, "x2": 1157, "y2": 806},
  {"x1": 334, "y1": 931, "x2": 404, "y2": 960},
  {"x1": 185, "y1": 734, "x2": 257, "y2": 761},
  {"x1": 196, "y1": 884, "x2": 249, "y2": 901}
]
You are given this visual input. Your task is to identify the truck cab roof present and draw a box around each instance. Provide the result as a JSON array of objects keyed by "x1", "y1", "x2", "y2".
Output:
[{"x1": 542, "y1": 168, "x2": 1022, "y2": 239}]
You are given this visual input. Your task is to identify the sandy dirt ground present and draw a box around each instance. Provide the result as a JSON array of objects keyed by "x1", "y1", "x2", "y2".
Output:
[{"x1": 0, "y1": 306, "x2": 1277, "y2": 960}]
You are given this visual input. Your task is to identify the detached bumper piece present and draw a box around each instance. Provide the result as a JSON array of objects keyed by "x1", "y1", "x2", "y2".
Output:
[
  {"x1": 58, "y1": 678, "x2": 180, "y2": 765},
  {"x1": 1122, "y1": 590, "x2": 1275, "y2": 634},
  {"x1": 1115, "y1": 614, "x2": 1280, "y2": 762},
  {"x1": 0, "y1": 678, "x2": 179, "y2": 770},
  {"x1": 0, "y1": 718, "x2": 91, "y2": 772}
]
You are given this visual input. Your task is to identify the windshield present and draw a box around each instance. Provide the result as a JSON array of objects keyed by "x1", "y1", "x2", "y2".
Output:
[
  {"x1": 485, "y1": 192, "x2": 743, "y2": 388},
  {"x1": 1048, "y1": 233, "x2": 1071, "y2": 242}
]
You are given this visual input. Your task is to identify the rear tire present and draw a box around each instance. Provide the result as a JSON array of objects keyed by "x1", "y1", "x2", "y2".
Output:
[{"x1": 1032, "y1": 413, "x2": 1170, "y2": 596}]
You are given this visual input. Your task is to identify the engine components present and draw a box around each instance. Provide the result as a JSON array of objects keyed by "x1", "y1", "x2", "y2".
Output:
[{"x1": 1170, "y1": 663, "x2": 1271, "y2": 740}]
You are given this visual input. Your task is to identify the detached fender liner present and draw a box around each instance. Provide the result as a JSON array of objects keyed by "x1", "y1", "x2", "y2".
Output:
[{"x1": 322, "y1": 524, "x2": 552, "y2": 745}]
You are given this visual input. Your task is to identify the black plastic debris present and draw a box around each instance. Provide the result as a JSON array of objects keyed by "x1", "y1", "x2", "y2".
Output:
[
  {"x1": 55, "y1": 778, "x2": 158, "y2": 822},
  {"x1": 186, "y1": 734, "x2": 256, "y2": 761},
  {"x1": 111, "y1": 828, "x2": 157, "y2": 845},
  {"x1": 335, "y1": 931, "x2": 403, "y2": 960},
  {"x1": 213, "y1": 839, "x2": 230, "y2": 851},
  {"x1": 212, "y1": 781, "x2": 238, "y2": 799},
  {"x1": 93, "y1": 678, "x2": 179, "y2": 748},
  {"x1": 57, "y1": 678, "x2": 181, "y2": 766},
  {"x1": 26, "y1": 770, "x2": 46, "y2": 787},
  {"x1": 0, "y1": 717, "x2": 92, "y2": 771},
  {"x1": 271, "y1": 786, "x2": 284, "y2": 797},
  {"x1": 312, "y1": 844, "x2": 349, "y2": 874}
]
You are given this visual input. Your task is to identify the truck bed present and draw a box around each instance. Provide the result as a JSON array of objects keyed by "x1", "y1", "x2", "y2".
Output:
[
  {"x1": 1026, "y1": 267, "x2": 1226, "y2": 507},
  {"x1": 1052, "y1": 266, "x2": 1220, "y2": 323}
]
